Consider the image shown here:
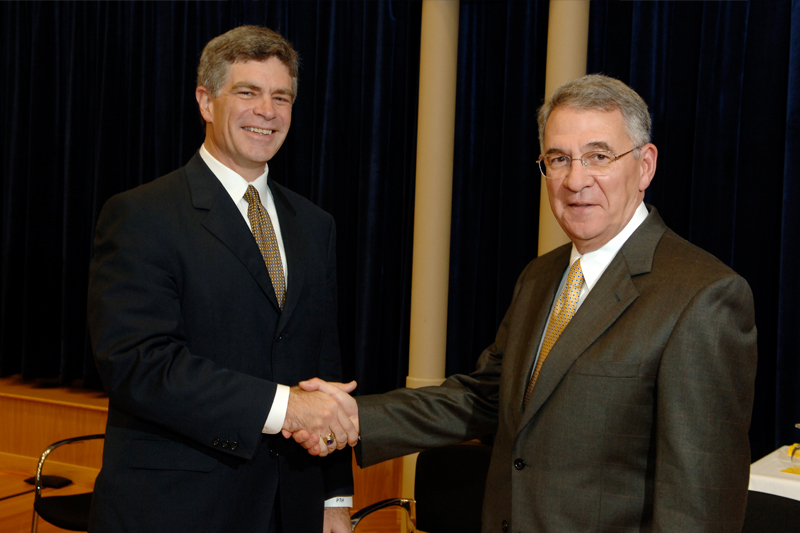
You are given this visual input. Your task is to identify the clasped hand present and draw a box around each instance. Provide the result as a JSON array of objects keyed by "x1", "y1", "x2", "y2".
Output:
[{"x1": 281, "y1": 378, "x2": 359, "y2": 457}]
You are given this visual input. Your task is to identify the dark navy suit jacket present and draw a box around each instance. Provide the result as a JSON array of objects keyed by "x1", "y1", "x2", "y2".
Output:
[{"x1": 88, "y1": 152, "x2": 352, "y2": 531}]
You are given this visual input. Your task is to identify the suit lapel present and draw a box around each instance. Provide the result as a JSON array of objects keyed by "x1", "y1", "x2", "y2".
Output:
[
  {"x1": 185, "y1": 153, "x2": 281, "y2": 310},
  {"x1": 519, "y1": 206, "x2": 668, "y2": 427},
  {"x1": 270, "y1": 181, "x2": 305, "y2": 329},
  {"x1": 504, "y1": 246, "x2": 570, "y2": 432}
]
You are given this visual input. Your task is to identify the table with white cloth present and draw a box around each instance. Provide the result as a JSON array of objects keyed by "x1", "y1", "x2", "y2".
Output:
[
  {"x1": 748, "y1": 445, "x2": 800, "y2": 500},
  {"x1": 742, "y1": 445, "x2": 800, "y2": 533}
]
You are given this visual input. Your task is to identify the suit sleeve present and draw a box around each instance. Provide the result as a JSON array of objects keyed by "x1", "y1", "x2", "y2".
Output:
[
  {"x1": 88, "y1": 192, "x2": 275, "y2": 461},
  {"x1": 316, "y1": 217, "x2": 355, "y2": 498},
  {"x1": 652, "y1": 274, "x2": 757, "y2": 531},
  {"x1": 354, "y1": 272, "x2": 522, "y2": 467}
]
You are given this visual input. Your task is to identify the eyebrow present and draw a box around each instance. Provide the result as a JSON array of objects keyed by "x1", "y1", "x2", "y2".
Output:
[
  {"x1": 230, "y1": 82, "x2": 296, "y2": 102},
  {"x1": 231, "y1": 82, "x2": 262, "y2": 92},
  {"x1": 544, "y1": 141, "x2": 613, "y2": 156},
  {"x1": 583, "y1": 141, "x2": 613, "y2": 152},
  {"x1": 275, "y1": 87, "x2": 297, "y2": 101}
]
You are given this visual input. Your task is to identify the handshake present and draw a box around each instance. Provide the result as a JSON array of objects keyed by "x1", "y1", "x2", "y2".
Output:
[{"x1": 280, "y1": 378, "x2": 359, "y2": 457}]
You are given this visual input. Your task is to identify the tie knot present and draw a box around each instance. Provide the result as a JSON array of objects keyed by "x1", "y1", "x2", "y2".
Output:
[
  {"x1": 567, "y1": 258, "x2": 583, "y2": 286},
  {"x1": 244, "y1": 185, "x2": 261, "y2": 205}
]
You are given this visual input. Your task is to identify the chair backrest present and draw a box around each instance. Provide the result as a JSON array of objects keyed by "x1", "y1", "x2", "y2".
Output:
[
  {"x1": 414, "y1": 441, "x2": 492, "y2": 533},
  {"x1": 32, "y1": 434, "x2": 104, "y2": 533}
]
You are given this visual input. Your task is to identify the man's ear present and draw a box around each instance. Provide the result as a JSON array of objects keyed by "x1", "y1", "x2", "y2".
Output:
[
  {"x1": 638, "y1": 143, "x2": 658, "y2": 192},
  {"x1": 195, "y1": 87, "x2": 214, "y2": 124}
]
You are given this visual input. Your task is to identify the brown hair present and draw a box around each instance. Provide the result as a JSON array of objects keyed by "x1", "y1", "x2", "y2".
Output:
[{"x1": 197, "y1": 25, "x2": 299, "y2": 97}]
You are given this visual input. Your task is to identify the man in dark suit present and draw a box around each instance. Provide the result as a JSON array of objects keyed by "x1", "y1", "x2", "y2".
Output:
[
  {"x1": 88, "y1": 26, "x2": 357, "y2": 533},
  {"x1": 298, "y1": 75, "x2": 757, "y2": 532}
]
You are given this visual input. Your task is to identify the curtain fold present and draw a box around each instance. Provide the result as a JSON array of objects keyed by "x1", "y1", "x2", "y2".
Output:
[
  {"x1": 588, "y1": 0, "x2": 799, "y2": 459},
  {"x1": 0, "y1": 1, "x2": 423, "y2": 395},
  {"x1": 777, "y1": 0, "x2": 800, "y2": 453},
  {"x1": 1, "y1": 0, "x2": 798, "y2": 459},
  {"x1": 446, "y1": 0, "x2": 549, "y2": 376}
]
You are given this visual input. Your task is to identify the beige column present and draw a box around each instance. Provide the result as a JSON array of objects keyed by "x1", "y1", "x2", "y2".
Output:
[
  {"x1": 403, "y1": 0, "x2": 460, "y2": 514},
  {"x1": 537, "y1": 0, "x2": 590, "y2": 256},
  {"x1": 407, "y1": 0, "x2": 460, "y2": 391}
]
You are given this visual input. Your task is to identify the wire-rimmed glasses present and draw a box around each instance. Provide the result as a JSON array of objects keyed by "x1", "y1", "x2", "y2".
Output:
[{"x1": 537, "y1": 146, "x2": 641, "y2": 180}]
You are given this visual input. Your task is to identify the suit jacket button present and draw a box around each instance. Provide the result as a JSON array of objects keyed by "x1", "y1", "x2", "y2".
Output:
[
  {"x1": 269, "y1": 449, "x2": 279, "y2": 458},
  {"x1": 230, "y1": 441, "x2": 238, "y2": 451},
  {"x1": 212, "y1": 438, "x2": 220, "y2": 446},
  {"x1": 221, "y1": 440, "x2": 229, "y2": 448},
  {"x1": 513, "y1": 458, "x2": 526, "y2": 470},
  {"x1": 501, "y1": 520, "x2": 509, "y2": 531}
]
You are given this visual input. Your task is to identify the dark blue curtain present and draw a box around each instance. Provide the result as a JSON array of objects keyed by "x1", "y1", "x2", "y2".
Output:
[
  {"x1": 1, "y1": 0, "x2": 797, "y2": 460},
  {"x1": 446, "y1": 0, "x2": 549, "y2": 376},
  {"x1": 588, "y1": 0, "x2": 800, "y2": 459},
  {"x1": 0, "y1": 0, "x2": 422, "y2": 395}
]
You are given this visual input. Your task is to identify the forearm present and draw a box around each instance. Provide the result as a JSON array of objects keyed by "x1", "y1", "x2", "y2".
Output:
[{"x1": 357, "y1": 371, "x2": 500, "y2": 467}]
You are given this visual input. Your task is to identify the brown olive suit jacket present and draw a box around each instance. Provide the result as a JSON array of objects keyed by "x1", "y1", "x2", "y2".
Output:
[{"x1": 356, "y1": 206, "x2": 757, "y2": 533}]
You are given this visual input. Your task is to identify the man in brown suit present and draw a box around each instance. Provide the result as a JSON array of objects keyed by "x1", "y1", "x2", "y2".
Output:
[{"x1": 300, "y1": 74, "x2": 757, "y2": 532}]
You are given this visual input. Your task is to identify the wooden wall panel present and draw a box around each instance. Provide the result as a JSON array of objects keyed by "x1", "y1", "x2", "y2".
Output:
[{"x1": 0, "y1": 396, "x2": 107, "y2": 468}]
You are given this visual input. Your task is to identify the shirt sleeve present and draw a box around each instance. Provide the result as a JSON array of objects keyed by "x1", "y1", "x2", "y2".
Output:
[{"x1": 262, "y1": 384, "x2": 290, "y2": 434}]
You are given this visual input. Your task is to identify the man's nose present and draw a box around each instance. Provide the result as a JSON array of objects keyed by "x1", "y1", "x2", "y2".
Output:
[
  {"x1": 562, "y1": 159, "x2": 594, "y2": 191},
  {"x1": 253, "y1": 96, "x2": 276, "y2": 119}
]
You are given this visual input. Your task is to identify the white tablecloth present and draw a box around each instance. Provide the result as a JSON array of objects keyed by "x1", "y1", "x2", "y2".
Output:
[{"x1": 749, "y1": 445, "x2": 800, "y2": 501}]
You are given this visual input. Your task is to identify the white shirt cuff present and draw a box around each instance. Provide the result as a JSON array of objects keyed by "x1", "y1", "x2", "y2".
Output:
[
  {"x1": 324, "y1": 496, "x2": 353, "y2": 508},
  {"x1": 262, "y1": 384, "x2": 290, "y2": 434}
]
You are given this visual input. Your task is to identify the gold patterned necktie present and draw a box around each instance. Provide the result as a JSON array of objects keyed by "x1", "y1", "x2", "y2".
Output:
[
  {"x1": 244, "y1": 185, "x2": 286, "y2": 310},
  {"x1": 524, "y1": 258, "x2": 584, "y2": 407}
]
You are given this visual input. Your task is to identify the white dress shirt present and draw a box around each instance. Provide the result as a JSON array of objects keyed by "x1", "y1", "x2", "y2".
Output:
[{"x1": 530, "y1": 202, "x2": 650, "y2": 374}]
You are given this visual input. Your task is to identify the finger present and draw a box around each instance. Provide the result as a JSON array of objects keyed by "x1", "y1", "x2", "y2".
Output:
[
  {"x1": 297, "y1": 379, "x2": 322, "y2": 392},
  {"x1": 318, "y1": 387, "x2": 358, "y2": 446},
  {"x1": 291, "y1": 429, "x2": 318, "y2": 450},
  {"x1": 338, "y1": 380, "x2": 357, "y2": 394},
  {"x1": 332, "y1": 407, "x2": 355, "y2": 448},
  {"x1": 317, "y1": 440, "x2": 329, "y2": 457},
  {"x1": 299, "y1": 378, "x2": 357, "y2": 394},
  {"x1": 326, "y1": 412, "x2": 356, "y2": 448},
  {"x1": 325, "y1": 415, "x2": 349, "y2": 448}
]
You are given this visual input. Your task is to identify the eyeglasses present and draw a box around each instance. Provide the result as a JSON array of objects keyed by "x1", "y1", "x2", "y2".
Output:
[{"x1": 537, "y1": 146, "x2": 641, "y2": 180}]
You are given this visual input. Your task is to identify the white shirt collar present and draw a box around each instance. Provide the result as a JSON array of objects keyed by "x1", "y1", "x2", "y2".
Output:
[
  {"x1": 569, "y1": 202, "x2": 649, "y2": 291},
  {"x1": 199, "y1": 144, "x2": 271, "y2": 203}
]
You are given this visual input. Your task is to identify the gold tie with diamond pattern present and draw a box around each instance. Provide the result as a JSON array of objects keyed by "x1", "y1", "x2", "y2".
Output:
[
  {"x1": 524, "y1": 259, "x2": 584, "y2": 407},
  {"x1": 244, "y1": 185, "x2": 285, "y2": 310}
]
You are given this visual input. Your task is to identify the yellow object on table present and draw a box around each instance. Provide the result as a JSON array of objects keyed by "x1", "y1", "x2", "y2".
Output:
[
  {"x1": 785, "y1": 444, "x2": 800, "y2": 475},
  {"x1": 750, "y1": 446, "x2": 800, "y2": 500}
]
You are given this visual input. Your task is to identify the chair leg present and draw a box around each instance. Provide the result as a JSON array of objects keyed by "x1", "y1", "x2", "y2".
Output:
[{"x1": 31, "y1": 510, "x2": 39, "y2": 533}]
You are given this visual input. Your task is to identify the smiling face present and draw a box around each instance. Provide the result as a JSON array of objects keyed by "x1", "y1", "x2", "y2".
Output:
[
  {"x1": 543, "y1": 106, "x2": 657, "y2": 254},
  {"x1": 196, "y1": 57, "x2": 295, "y2": 181}
]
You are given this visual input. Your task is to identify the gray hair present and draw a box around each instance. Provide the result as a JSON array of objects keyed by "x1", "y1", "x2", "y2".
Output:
[
  {"x1": 537, "y1": 74, "x2": 651, "y2": 155},
  {"x1": 197, "y1": 25, "x2": 299, "y2": 97}
]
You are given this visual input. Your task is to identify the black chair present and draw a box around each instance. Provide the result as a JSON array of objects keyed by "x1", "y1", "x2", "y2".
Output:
[
  {"x1": 351, "y1": 441, "x2": 492, "y2": 533},
  {"x1": 31, "y1": 434, "x2": 104, "y2": 533}
]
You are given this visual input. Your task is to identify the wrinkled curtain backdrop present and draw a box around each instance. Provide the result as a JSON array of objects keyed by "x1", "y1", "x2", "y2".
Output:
[
  {"x1": 0, "y1": 1, "x2": 797, "y2": 460},
  {"x1": 588, "y1": 0, "x2": 800, "y2": 460}
]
